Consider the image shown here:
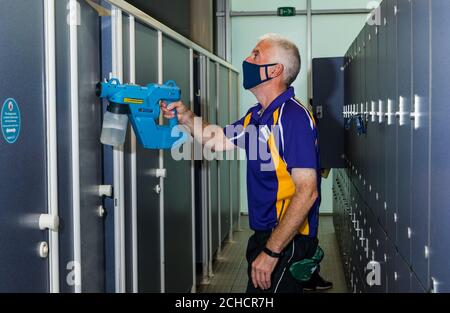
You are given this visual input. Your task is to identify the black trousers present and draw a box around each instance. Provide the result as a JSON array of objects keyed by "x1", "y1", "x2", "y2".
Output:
[{"x1": 246, "y1": 231, "x2": 318, "y2": 293}]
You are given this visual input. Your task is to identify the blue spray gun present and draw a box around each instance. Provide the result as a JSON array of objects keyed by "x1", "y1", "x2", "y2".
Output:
[{"x1": 96, "y1": 78, "x2": 186, "y2": 149}]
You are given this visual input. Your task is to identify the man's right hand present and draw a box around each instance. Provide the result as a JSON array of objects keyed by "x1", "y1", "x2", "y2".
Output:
[{"x1": 160, "y1": 100, "x2": 193, "y2": 125}]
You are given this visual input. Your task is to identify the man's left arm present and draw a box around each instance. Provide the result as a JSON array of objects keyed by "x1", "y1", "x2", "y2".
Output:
[{"x1": 251, "y1": 167, "x2": 318, "y2": 290}]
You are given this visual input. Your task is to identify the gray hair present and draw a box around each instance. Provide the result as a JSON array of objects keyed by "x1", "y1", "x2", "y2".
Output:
[{"x1": 257, "y1": 33, "x2": 301, "y2": 86}]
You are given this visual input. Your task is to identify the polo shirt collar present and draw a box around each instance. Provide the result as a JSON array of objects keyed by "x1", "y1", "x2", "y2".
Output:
[{"x1": 253, "y1": 87, "x2": 295, "y2": 124}]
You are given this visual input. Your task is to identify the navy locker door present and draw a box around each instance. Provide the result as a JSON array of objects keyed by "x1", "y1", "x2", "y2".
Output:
[
  {"x1": 360, "y1": 26, "x2": 368, "y2": 202},
  {"x1": 367, "y1": 15, "x2": 378, "y2": 221},
  {"x1": 364, "y1": 26, "x2": 375, "y2": 216},
  {"x1": 218, "y1": 66, "x2": 231, "y2": 242},
  {"x1": 375, "y1": 225, "x2": 387, "y2": 293},
  {"x1": 127, "y1": 21, "x2": 161, "y2": 292},
  {"x1": 208, "y1": 61, "x2": 219, "y2": 256},
  {"x1": 365, "y1": 208, "x2": 377, "y2": 293},
  {"x1": 411, "y1": 0, "x2": 430, "y2": 290},
  {"x1": 385, "y1": 239, "x2": 397, "y2": 293},
  {"x1": 396, "y1": 0, "x2": 412, "y2": 264},
  {"x1": 411, "y1": 273, "x2": 426, "y2": 293},
  {"x1": 56, "y1": 0, "x2": 105, "y2": 292},
  {"x1": 163, "y1": 37, "x2": 193, "y2": 292},
  {"x1": 430, "y1": 0, "x2": 450, "y2": 293},
  {"x1": 395, "y1": 253, "x2": 411, "y2": 293},
  {"x1": 0, "y1": 0, "x2": 49, "y2": 292},
  {"x1": 311, "y1": 57, "x2": 345, "y2": 169},
  {"x1": 230, "y1": 72, "x2": 240, "y2": 231},
  {"x1": 374, "y1": 1, "x2": 391, "y2": 229},
  {"x1": 354, "y1": 33, "x2": 362, "y2": 195},
  {"x1": 384, "y1": 0, "x2": 398, "y2": 246},
  {"x1": 77, "y1": 1, "x2": 105, "y2": 291}
]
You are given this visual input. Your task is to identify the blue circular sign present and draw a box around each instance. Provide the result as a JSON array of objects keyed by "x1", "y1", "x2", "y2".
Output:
[{"x1": 1, "y1": 98, "x2": 21, "y2": 144}]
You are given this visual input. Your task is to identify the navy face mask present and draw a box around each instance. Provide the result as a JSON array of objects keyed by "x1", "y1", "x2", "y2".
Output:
[{"x1": 242, "y1": 60, "x2": 278, "y2": 90}]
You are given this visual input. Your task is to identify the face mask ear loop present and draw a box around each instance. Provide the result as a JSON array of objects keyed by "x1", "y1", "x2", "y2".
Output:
[{"x1": 264, "y1": 63, "x2": 279, "y2": 82}]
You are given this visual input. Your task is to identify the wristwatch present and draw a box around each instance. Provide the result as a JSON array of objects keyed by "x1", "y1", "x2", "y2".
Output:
[{"x1": 263, "y1": 246, "x2": 283, "y2": 258}]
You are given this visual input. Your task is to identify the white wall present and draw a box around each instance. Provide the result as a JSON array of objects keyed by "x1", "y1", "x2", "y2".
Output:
[{"x1": 230, "y1": 0, "x2": 380, "y2": 214}]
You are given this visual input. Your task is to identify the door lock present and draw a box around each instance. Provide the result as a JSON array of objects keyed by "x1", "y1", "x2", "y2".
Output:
[{"x1": 38, "y1": 242, "x2": 49, "y2": 258}]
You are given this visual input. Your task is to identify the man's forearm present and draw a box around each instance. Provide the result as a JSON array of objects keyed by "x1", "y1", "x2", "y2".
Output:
[
  {"x1": 265, "y1": 189, "x2": 318, "y2": 253},
  {"x1": 181, "y1": 109, "x2": 231, "y2": 151}
]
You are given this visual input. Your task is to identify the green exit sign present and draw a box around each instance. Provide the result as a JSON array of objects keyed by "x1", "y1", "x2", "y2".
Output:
[{"x1": 277, "y1": 7, "x2": 296, "y2": 16}]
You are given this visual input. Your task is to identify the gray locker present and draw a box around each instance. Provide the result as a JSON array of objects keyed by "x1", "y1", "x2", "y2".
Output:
[
  {"x1": 367, "y1": 18, "x2": 379, "y2": 221},
  {"x1": 230, "y1": 71, "x2": 240, "y2": 231},
  {"x1": 411, "y1": 273, "x2": 426, "y2": 293},
  {"x1": 375, "y1": 224, "x2": 387, "y2": 293},
  {"x1": 363, "y1": 26, "x2": 375, "y2": 217},
  {"x1": 411, "y1": 0, "x2": 430, "y2": 289},
  {"x1": 56, "y1": 0, "x2": 105, "y2": 292},
  {"x1": 365, "y1": 209, "x2": 378, "y2": 293},
  {"x1": 0, "y1": 0, "x2": 49, "y2": 292},
  {"x1": 360, "y1": 25, "x2": 368, "y2": 202},
  {"x1": 395, "y1": 253, "x2": 411, "y2": 293},
  {"x1": 384, "y1": 0, "x2": 398, "y2": 245},
  {"x1": 376, "y1": 0, "x2": 387, "y2": 236},
  {"x1": 162, "y1": 36, "x2": 193, "y2": 292},
  {"x1": 218, "y1": 65, "x2": 231, "y2": 242},
  {"x1": 124, "y1": 20, "x2": 161, "y2": 292},
  {"x1": 355, "y1": 29, "x2": 365, "y2": 196},
  {"x1": 208, "y1": 61, "x2": 220, "y2": 255},
  {"x1": 312, "y1": 57, "x2": 345, "y2": 169},
  {"x1": 386, "y1": 239, "x2": 397, "y2": 293},
  {"x1": 430, "y1": 0, "x2": 450, "y2": 293},
  {"x1": 395, "y1": 0, "x2": 412, "y2": 265}
]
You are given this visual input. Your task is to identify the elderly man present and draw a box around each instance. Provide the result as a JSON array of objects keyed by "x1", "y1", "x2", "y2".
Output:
[{"x1": 161, "y1": 33, "x2": 330, "y2": 293}]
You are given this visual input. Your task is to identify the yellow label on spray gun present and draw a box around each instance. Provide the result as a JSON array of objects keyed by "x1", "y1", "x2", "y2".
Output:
[{"x1": 124, "y1": 98, "x2": 144, "y2": 104}]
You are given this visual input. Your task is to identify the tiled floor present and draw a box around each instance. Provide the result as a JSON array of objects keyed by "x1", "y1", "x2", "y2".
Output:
[{"x1": 197, "y1": 214, "x2": 348, "y2": 293}]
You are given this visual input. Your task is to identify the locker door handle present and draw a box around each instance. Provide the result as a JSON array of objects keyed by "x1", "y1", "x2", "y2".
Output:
[
  {"x1": 147, "y1": 168, "x2": 167, "y2": 178},
  {"x1": 411, "y1": 94, "x2": 422, "y2": 130},
  {"x1": 39, "y1": 214, "x2": 59, "y2": 231},
  {"x1": 315, "y1": 105, "x2": 323, "y2": 119},
  {"x1": 378, "y1": 100, "x2": 384, "y2": 123},
  {"x1": 98, "y1": 184, "x2": 113, "y2": 197},
  {"x1": 387, "y1": 98, "x2": 395, "y2": 125},
  {"x1": 364, "y1": 101, "x2": 370, "y2": 118},
  {"x1": 370, "y1": 101, "x2": 377, "y2": 122},
  {"x1": 398, "y1": 96, "x2": 408, "y2": 126}
]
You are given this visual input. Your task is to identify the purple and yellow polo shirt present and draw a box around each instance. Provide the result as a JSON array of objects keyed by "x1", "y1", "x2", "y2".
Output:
[{"x1": 224, "y1": 87, "x2": 321, "y2": 237}]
